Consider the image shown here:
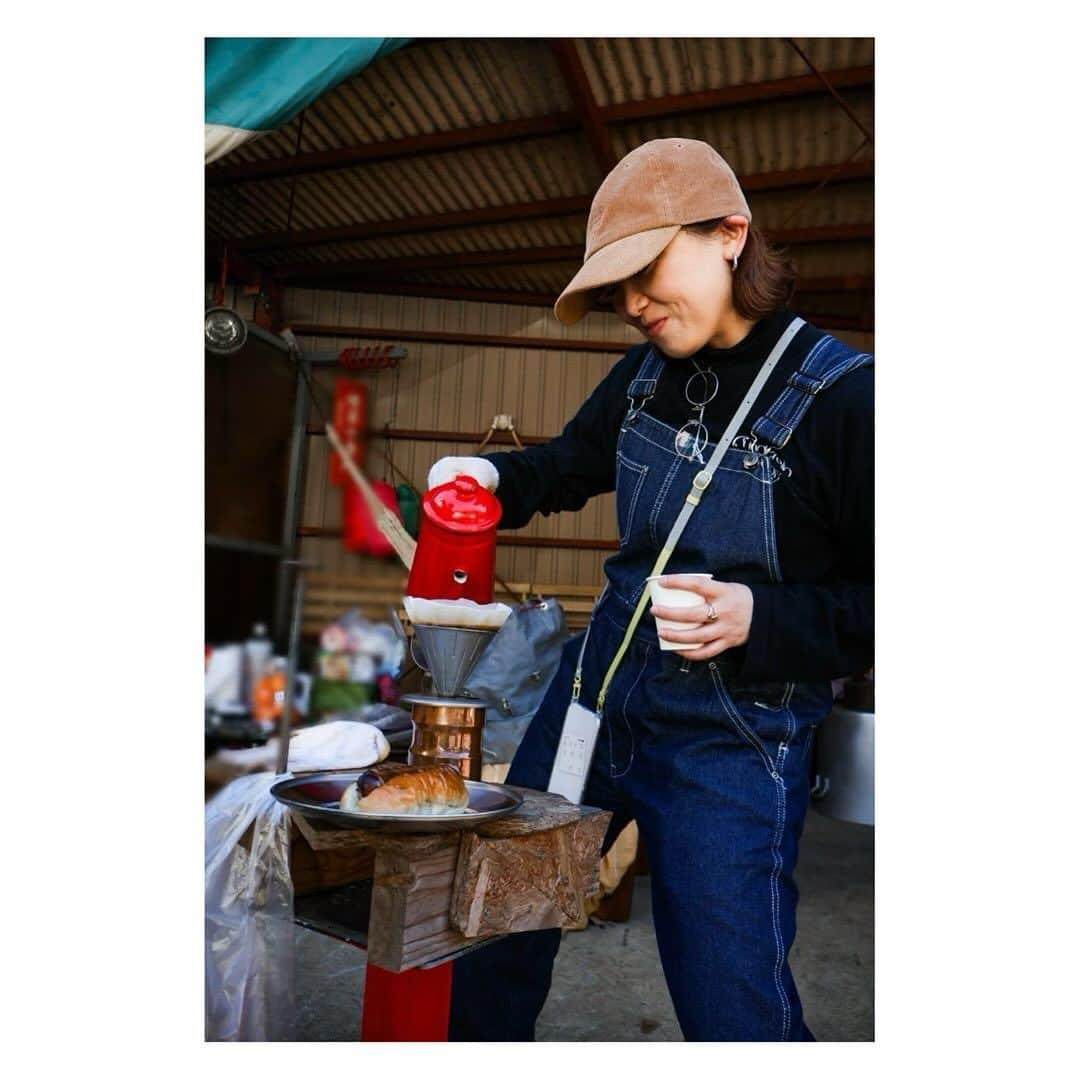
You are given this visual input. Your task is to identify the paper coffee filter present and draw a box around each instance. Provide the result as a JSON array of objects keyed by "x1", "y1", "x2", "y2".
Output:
[{"x1": 403, "y1": 596, "x2": 512, "y2": 629}]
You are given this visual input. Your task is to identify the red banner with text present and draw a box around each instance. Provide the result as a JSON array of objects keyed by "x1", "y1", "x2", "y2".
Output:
[{"x1": 329, "y1": 377, "x2": 367, "y2": 486}]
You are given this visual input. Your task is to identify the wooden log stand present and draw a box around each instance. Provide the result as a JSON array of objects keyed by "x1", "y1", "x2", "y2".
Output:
[{"x1": 288, "y1": 786, "x2": 611, "y2": 1041}]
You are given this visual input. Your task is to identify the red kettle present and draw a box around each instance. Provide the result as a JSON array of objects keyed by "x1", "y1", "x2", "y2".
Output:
[{"x1": 406, "y1": 476, "x2": 502, "y2": 602}]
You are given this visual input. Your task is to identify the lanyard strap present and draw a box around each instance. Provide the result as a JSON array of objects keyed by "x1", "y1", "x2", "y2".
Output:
[{"x1": 576, "y1": 316, "x2": 805, "y2": 716}]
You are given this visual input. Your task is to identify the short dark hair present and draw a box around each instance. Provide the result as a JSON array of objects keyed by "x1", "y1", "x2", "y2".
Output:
[{"x1": 684, "y1": 219, "x2": 796, "y2": 321}]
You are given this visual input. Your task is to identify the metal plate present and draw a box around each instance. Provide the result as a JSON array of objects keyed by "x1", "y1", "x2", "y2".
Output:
[
  {"x1": 400, "y1": 693, "x2": 484, "y2": 708},
  {"x1": 270, "y1": 770, "x2": 523, "y2": 833}
]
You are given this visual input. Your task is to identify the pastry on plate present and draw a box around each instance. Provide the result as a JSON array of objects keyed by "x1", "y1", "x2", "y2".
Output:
[{"x1": 339, "y1": 761, "x2": 469, "y2": 815}]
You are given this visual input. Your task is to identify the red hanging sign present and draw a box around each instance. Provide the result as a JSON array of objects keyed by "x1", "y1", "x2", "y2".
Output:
[{"x1": 329, "y1": 377, "x2": 367, "y2": 486}]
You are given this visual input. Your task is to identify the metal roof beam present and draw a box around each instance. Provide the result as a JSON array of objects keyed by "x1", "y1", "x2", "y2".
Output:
[
  {"x1": 793, "y1": 274, "x2": 874, "y2": 292},
  {"x1": 741, "y1": 159, "x2": 873, "y2": 193},
  {"x1": 786, "y1": 40, "x2": 874, "y2": 145},
  {"x1": 274, "y1": 225, "x2": 872, "y2": 281},
  {"x1": 549, "y1": 39, "x2": 617, "y2": 174},
  {"x1": 233, "y1": 195, "x2": 593, "y2": 254},
  {"x1": 770, "y1": 223, "x2": 873, "y2": 244},
  {"x1": 289, "y1": 315, "x2": 871, "y2": 345},
  {"x1": 287, "y1": 322, "x2": 631, "y2": 354},
  {"x1": 278, "y1": 245, "x2": 581, "y2": 281},
  {"x1": 286, "y1": 280, "x2": 561, "y2": 308},
  {"x1": 230, "y1": 160, "x2": 872, "y2": 254},
  {"x1": 280, "y1": 275, "x2": 872, "y2": 309},
  {"x1": 600, "y1": 65, "x2": 873, "y2": 122},
  {"x1": 206, "y1": 65, "x2": 874, "y2": 188},
  {"x1": 206, "y1": 113, "x2": 581, "y2": 188}
]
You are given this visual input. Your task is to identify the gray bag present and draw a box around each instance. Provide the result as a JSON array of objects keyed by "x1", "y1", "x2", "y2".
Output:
[{"x1": 462, "y1": 598, "x2": 569, "y2": 763}]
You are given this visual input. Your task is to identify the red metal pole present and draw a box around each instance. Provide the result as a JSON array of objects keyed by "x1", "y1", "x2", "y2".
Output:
[{"x1": 360, "y1": 961, "x2": 453, "y2": 1041}]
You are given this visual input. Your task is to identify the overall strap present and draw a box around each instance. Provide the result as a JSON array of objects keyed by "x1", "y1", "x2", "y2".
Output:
[
  {"x1": 624, "y1": 347, "x2": 666, "y2": 419},
  {"x1": 750, "y1": 332, "x2": 873, "y2": 450},
  {"x1": 593, "y1": 316, "x2": 806, "y2": 715}
]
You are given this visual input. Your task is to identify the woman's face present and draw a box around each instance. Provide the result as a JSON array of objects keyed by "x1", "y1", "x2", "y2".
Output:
[{"x1": 609, "y1": 221, "x2": 746, "y2": 358}]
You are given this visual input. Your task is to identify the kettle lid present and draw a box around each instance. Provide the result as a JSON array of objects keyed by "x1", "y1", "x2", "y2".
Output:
[{"x1": 422, "y1": 476, "x2": 503, "y2": 533}]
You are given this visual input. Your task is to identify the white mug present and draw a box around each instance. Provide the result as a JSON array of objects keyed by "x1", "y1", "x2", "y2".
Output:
[{"x1": 646, "y1": 574, "x2": 713, "y2": 652}]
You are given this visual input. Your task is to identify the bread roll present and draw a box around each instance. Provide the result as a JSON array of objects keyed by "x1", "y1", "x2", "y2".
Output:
[{"x1": 339, "y1": 762, "x2": 469, "y2": 816}]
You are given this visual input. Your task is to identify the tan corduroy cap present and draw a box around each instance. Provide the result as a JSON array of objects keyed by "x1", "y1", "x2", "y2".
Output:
[{"x1": 554, "y1": 138, "x2": 752, "y2": 325}]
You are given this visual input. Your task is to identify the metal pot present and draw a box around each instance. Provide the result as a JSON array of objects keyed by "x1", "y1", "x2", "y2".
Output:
[
  {"x1": 401, "y1": 693, "x2": 487, "y2": 780},
  {"x1": 811, "y1": 697, "x2": 875, "y2": 826}
]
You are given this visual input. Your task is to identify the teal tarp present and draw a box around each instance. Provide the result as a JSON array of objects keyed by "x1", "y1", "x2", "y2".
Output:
[{"x1": 205, "y1": 37, "x2": 410, "y2": 162}]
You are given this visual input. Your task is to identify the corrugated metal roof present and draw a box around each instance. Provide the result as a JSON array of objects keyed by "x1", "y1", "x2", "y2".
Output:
[
  {"x1": 214, "y1": 185, "x2": 872, "y2": 269},
  {"x1": 211, "y1": 39, "x2": 574, "y2": 169},
  {"x1": 612, "y1": 91, "x2": 874, "y2": 174},
  {"x1": 578, "y1": 37, "x2": 873, "y2": 104},
  {"x1": 207, "y1": 37, "x2": 873, "y2": 324},
  {"x1": 320, "y1": 245, "x2": 872, "y2": 299},
  {"x1": 207, "y1": 133, "x2": 595, "y2": 241},
  {"x1": 744, "y1": 180, "x2": 874, "y2": 231},
  {"x1": 253, "y1": 214, "x2": 585, "y2": 270}
]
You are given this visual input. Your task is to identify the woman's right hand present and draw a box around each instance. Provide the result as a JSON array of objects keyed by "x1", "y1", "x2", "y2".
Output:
[{"x1": 426, "y1": 456, "x2": 499, "y2": 493}]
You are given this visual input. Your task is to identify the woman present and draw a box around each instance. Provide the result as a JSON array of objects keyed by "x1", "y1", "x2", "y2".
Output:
[{"x1": 431, "y1": 138, "x2": 873, "y2": 1041}]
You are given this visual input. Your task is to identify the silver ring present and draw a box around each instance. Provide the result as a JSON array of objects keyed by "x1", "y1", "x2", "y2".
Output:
[{"x1": 705, "y1": 603, "x2": 718, "y2": 622}]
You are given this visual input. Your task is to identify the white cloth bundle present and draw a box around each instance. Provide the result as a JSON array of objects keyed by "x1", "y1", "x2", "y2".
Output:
[
  {"x1": 284, "y1": 719, "x2": 390, "y2": 772},
  {"x1": 403, "y1": 595, "x2": 512, "y2": 629}
]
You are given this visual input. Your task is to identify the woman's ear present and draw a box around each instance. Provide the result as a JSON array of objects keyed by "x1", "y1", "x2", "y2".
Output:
[{"x1": 718, "y1": 214, "x2": 750, "y2": 260}]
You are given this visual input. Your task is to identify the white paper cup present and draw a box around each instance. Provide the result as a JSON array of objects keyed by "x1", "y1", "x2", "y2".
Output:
[{"x1": 646, "y1": 574, "x2": 713, "y2": 651}]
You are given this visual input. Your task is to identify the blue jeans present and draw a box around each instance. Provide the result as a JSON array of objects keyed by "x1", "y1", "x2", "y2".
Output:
[{"x1": 449, "y1": 607, "x2": 824, "y2": 1041}]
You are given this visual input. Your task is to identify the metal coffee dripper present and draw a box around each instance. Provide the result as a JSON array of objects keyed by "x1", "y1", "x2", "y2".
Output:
[
  {"x1": 409, "y1": 624, "x2": 496, "y2": 697},
  {"x1": 402, "y1": 623, "x2": 498, "y2": 779}
]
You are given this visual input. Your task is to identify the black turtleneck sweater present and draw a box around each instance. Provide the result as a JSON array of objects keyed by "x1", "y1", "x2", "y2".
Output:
[{"x1": 483, "y1": 307, "x2": 873, "y2": 682}]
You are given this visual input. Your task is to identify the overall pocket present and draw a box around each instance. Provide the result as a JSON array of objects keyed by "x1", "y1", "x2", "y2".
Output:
[
  {"x1": 615, "y1": 451, "x2": 649, "y2": 549},
  {"x1": 708, "y1": 666, "x2": 796, "y2": 776},
  {"x1": 723, "y1": 676, "x2": 792, "y2": 713}
]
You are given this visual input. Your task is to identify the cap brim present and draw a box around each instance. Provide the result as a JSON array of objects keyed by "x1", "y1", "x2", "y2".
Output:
[{"x1": 554, "y1": 225, "x2": 681, "y2": 326}]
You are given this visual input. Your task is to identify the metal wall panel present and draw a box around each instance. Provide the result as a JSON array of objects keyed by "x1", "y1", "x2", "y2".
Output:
[
  {"x1": 286, "y1": 287, "x2": 633, "y2": 592},
  {"x1": 278, "y1": 286, "x2": 872, "y2": 595}
]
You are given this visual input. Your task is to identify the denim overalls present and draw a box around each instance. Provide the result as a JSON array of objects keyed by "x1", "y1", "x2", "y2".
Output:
[{"x1": 450, "y1": 325, "x2": 873, "y2": 1042}]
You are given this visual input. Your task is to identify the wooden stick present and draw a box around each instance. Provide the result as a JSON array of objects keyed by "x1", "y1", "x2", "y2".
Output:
[{"x1": 324, "y1": 421, "x2": 417, "y2": 569}]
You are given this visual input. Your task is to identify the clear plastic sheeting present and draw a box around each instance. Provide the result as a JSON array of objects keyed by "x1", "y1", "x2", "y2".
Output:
[
  {"x1": 205, "y1": 720, "x2": 392, "y2": 1041},
  {"x1": 205, "y1": 773, "x2": 295, "y2": 1041}
]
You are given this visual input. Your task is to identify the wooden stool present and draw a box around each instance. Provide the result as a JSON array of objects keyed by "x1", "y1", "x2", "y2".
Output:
[{"x1": 289, "y1": 787, "x2": 611, "y2": 1040}]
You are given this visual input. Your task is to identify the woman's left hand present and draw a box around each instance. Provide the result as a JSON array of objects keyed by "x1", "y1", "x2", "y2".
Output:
[{"x1": 650, "y1": 575, "x2": 754, "y2": 661}]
